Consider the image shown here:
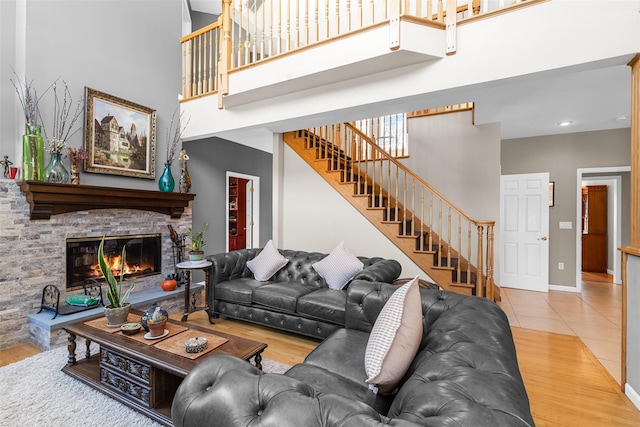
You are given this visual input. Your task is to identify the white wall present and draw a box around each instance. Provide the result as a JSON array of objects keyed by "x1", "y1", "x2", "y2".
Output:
[
  {"x1": 279, "y1": 144, "x2": 429, "y2": 280},
  {"x1": 401, "y1": 111, "x2": 502, "y2": 281},
  {"x1": 401, "y1": 112, "x2": 501, "y2": 223}
]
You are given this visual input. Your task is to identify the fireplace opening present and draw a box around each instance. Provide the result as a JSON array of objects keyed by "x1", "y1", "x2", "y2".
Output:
[{"x1": 66, "y1": 234, "x2": 162, "y2": 291}]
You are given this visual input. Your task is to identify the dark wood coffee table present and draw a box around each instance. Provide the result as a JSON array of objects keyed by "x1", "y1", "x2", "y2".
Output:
[{"x1": 62, "y1": 309, "x2": 267, "y2": 426}]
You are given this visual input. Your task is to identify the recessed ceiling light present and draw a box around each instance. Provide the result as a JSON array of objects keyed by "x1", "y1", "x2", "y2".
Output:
[
  {"x1": 557, "y1": 121, "x2": 574, "y2": 127},
  {"x1": 615, "y1": 115, "x2": 628, "y2": 122}
]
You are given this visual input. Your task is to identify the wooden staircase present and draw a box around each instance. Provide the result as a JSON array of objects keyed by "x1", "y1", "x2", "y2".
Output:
[{"x1": 283, "y1": 125, "x2": 497, "y2": 300}]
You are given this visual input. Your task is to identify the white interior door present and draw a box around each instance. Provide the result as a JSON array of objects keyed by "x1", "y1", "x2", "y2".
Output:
[
  {"x1": 500, "y1": 173, "x2": 550, "y2": 292},
  {"x1": 245, "y1": 180, "x2": 254, "y2": 249}
]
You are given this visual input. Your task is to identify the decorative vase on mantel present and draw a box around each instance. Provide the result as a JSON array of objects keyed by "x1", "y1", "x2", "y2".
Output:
[
  {"x1": 44, "y1": 152, "x2": 70, "y2": 183},
  {"x1": 21, "y1": 123, "x2": 45, "y2": 181},
  {"x1": 70, "y1": 162, "x2": 81, "y2": 185},
  {"x1": 158, "y1": 163, "x2": 175, "y2": 192}
]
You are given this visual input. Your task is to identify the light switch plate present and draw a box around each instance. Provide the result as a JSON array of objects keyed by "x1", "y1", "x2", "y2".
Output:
[{"x1": 559, "y1": 221, "x2": 573, "y2": 230}]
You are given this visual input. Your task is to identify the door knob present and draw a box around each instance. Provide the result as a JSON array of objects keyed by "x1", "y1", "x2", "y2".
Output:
[{"x1": 538, "y1": 236, "x2": 548, "y2": 241}]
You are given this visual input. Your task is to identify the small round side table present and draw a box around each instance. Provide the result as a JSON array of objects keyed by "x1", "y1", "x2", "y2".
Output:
[{"x1": 176, "y1": 260, "x2": 213, "y2": 323}]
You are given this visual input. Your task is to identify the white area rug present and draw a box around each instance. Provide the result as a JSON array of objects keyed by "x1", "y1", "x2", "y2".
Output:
[{"x1": 0, "y1": 342, "x2": 290, "y2": 426}]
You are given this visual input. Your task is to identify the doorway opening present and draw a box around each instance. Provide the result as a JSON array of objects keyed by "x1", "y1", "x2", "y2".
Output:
[
  {"x1": 576, "y1": 166, "x2": 629, "y2": 289},
  {"x1": 226, "y1": 171, "x2": 260, "y2": 252}
]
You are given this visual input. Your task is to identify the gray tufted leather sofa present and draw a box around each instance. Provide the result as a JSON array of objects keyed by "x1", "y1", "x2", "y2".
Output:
[
  {"x1": 172, "y1": 280, "x2": 534, "y2": 427},
  {"x1": 206, "y1": 248, "x2": 402, "y2": 339}
]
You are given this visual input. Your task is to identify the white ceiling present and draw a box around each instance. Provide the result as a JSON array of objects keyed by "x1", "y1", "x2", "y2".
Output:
[
  {"x1": 187, "y1": 1, "x2": 632, "y2": 141},
  {"x1": 473, "y1": 61, "x2": 631, "y2": 140}
]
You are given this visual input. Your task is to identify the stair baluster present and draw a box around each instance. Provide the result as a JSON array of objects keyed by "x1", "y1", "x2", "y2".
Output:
[{"x1": 284, "y1": 123, "x2": 496, "y2": 300}]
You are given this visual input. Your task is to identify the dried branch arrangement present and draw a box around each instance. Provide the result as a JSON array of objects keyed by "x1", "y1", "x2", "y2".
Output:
[
  {"x1": 42, "y1": 80, "x2": 84, "y2": 148},
  {"x1": 165, "y1": 107, "x2": 190, "y2": 165},
  {"x1": 10, "y1": 69, "x2": 51, "y2": 125}
]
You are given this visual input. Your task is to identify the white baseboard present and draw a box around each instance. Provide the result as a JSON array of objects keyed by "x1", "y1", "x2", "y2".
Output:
[
  {"x1": 549, "y1": 284, "x2": 580, "y2": 293},
  {"x1": 625, "y1": 383, "x2": 640, "y2": 410}
]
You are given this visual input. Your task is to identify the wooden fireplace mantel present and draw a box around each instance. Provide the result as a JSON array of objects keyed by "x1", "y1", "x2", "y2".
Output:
[{"x1": 18, "y1": 181, "x2": 196, "y2": 220}]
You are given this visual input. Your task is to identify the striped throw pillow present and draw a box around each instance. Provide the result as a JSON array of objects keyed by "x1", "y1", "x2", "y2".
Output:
[
  {"x1": 312, "y1": 241, "x2": 364, "y2": 290},
  {"x1": 246, "y1": 240, "x2": 289, "y2": 281},
  {"x1": 365, "y1": 276, "x2": 422, "y2": 394}
]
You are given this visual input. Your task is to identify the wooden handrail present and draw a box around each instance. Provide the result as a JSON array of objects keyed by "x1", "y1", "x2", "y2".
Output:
[
  {"x1": 180, "y1": 20, "x2": 221, "y2": 42},
  {"x1": 299, "y1": 121, "x2": 495, "y2": 297},
  {"x1": 345, "y1": 122, "x2": 485, "y2": 227}
]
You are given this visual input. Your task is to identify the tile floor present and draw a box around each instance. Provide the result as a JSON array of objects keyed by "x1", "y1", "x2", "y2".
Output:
[{"x1": 498, "y1": 272, "x2": 623, "y2": 384}]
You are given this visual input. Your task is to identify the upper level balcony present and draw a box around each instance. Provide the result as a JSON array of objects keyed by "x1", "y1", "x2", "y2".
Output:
[{"x1": 180, "y1": 0, "x2": 639, "y2": 146}]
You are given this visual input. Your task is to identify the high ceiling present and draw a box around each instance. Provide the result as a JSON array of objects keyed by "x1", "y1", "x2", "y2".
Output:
[{"x1": 187, "y1": 1, "x2": 632, "y2": 141}]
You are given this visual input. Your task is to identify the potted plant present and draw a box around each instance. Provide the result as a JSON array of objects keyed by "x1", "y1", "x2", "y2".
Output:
[
  {"x1": 187, "y1": 223, "x2": 208, "y2": 261},
  {"x1": 146, "y1": 306, "x2": 168, "y2": 337},
  {"x1": 98, "y1": 236, "x2": 135, "y2": 327}
]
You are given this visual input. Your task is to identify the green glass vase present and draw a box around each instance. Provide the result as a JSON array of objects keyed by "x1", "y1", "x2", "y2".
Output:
[
  {"x1": 158, "y1": 163, "x2": 175, "y2": 192},
  {"x1": 21, "y1": 123, "x2": 45, "y2": 181}
]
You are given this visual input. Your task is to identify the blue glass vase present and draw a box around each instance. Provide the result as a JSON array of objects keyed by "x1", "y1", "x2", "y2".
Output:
[
  {"x1": 44, "y1": 152, "x2": 69, "y2": 183},
  {"x1": 158, "y1": 163, "x2": 175, "y2": 192}
]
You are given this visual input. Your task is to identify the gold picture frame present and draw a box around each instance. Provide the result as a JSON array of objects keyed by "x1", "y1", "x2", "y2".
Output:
[{"x1": 83, "y1": 87, "x2": 156, "y2": 179}]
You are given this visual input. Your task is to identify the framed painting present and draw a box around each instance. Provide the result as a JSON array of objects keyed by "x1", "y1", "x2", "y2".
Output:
[{"x1": 83, "y1": 87, "x2": 156, "y2": 179}]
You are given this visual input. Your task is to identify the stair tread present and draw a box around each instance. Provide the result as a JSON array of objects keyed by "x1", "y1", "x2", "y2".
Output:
[{"x1": 449, "y1": 282, "x2": 476, "y2": 288}]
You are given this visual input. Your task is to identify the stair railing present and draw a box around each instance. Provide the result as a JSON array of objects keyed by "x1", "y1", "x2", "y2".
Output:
[{"x1": 301, "y1": 123, "x2": 494, "y2": 299}]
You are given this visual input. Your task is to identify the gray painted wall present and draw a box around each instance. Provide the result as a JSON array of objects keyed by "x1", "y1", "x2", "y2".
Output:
[
  {"x1": 182, "y1": 137, "x2": 272, "y2": 256},
  {"x1": 190, "y1": 11, "x2": 217, "y2": 31},
  {"x1": 2, "y1": 0, "x2": 182, "y2": 191},
  {"x1": 0, "y1": 1, "x2": 18, "y2": 163},
  {"x1": 627, "y1": 255, "x2": 640, "y2": 398},
  {"x1": 501, "y1": 128, "x2": 630, "y2": 287}
]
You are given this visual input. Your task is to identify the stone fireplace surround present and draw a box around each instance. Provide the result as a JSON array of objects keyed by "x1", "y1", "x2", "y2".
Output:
[{"x1": 0, "y1": 180, "x2": 195, "y2": 350}]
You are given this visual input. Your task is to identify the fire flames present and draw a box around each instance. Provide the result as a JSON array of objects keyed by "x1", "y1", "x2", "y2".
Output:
[{"x1": 91, "y1": 255, "x2": 146, "y2": 278}]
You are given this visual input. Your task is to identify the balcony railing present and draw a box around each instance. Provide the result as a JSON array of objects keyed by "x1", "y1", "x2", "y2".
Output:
[{"x1": 181, "y1": 0, "x2": 538, "y2": 106}]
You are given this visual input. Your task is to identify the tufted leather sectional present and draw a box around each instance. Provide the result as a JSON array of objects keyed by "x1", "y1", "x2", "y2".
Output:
[
  {"x1": 172, "y1": 280, "x2": 534, "y2": 427},
  {"x1": 206, "y1": 248, "x2": 403, "y2": 339}
]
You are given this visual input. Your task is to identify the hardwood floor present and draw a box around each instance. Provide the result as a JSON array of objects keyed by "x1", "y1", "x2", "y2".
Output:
[
  {"x1": 2, "y1": 292, "x2": 639, "y2": 425},
  {"x1": 513, "y1": 327, "x2": 640, "y2": 426},
  {"x1": 170, "y1": 311, "x2": 320, "y2": 366},
  {"x1": 499, "y1": 272, "x2": 623, "y2": 383}
]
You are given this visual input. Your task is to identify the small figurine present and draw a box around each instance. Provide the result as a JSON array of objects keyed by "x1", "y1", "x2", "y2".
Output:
[
  {"x1": 1, "y1": 155, "x2": 13, "y2": 178},
  {"x1": 179, "y1": 148, "x2": 192, "y2": 193}
]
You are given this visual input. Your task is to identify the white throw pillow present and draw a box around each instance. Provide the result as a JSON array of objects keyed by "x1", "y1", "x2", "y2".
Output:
[
  {"x1": 312, "y1": 241, "x2": 364, "y2": 290},
  {"x1": 364, "y1": 276, "x2": 423, "y2": 394},
  {"x1": 246, "y1": 240, "x2": 289, "y2": 281}
]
